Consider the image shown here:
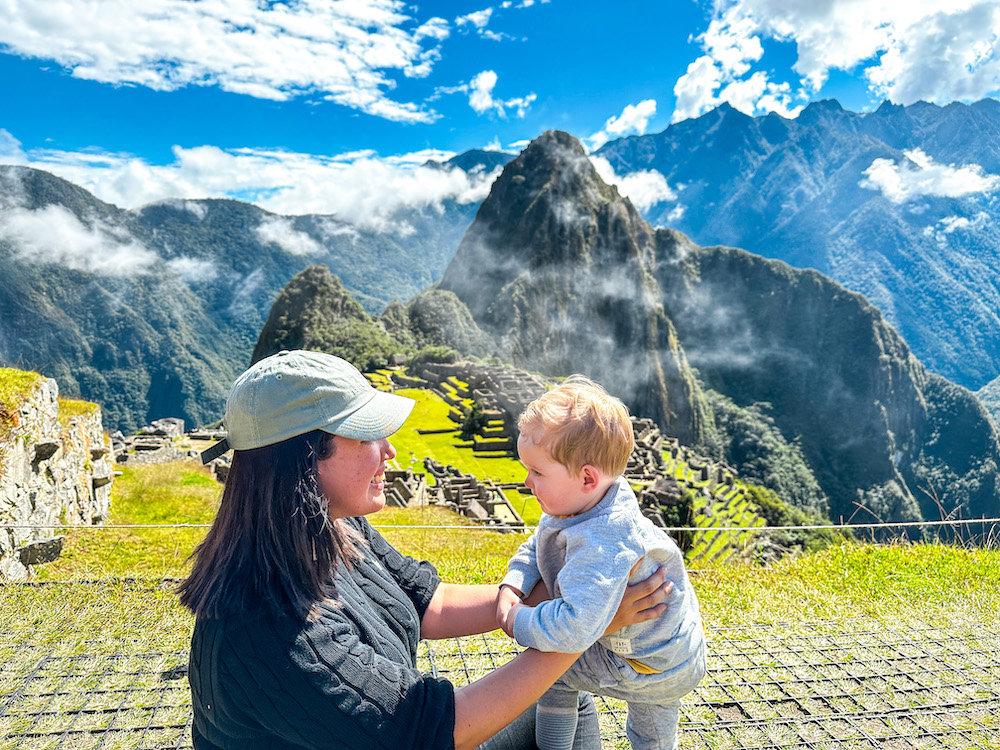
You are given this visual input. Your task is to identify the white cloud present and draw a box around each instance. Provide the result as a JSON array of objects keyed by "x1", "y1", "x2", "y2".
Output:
[
  {"x1": 470, "y1": 71, "x2": 500, "y2": 114},
  {"x1": 153, "y1": 199, "x2": 208, "y2": 220},
  {"x1": 10, "y1": 134, "x2": 502, "y2": 232},
  {"x1": 167, "y1": 256, "x2": 218, "y2": 282},
  {"x1": 467, "y1": 70, "x2": 537, "y2": 117},
  {"x1": 0, "y1": 130, "x2": 27, "y2": 164},
  {"x1": 589, "y1": 156, "x2": 678, "y2": 210},
  {"x1": 673, "y1": 54, "x2": 802, "y2": 121},
  {"x1": 0, "y1": 204, "x2": 158, "y2": 276},
  {"x1": 674, "y1": 0, "x2": 1000, "y2": 122},
  {"x1": 939, "y1": 215, "x2": 972, "y2": 233},
  {"x1": 255, "y1": 217, "x2": 324, "y2": 256},
  {"x1": 860, "y1": 148, "x2": 1000, "y2": 203},
  {"x1": 587, "y1": 99, "x2": 657, "y2": 150},
  {"x1": 0, "y1": 0, "x2": 448, "y2": 123},
  {"x1": 482, "y1": 29, "x2": 515, "y2": 42},
  {"x1": 456, "y1": 8, "x2": 494, "y2": 29},
  {"x1": 922, "y1": 212, "x2": 989, "y2": 247}
]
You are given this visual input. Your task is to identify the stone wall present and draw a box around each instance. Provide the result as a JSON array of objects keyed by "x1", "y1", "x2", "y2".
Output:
[{"x1": 1, "y1": 374, "x2": 111, "y2": 580}]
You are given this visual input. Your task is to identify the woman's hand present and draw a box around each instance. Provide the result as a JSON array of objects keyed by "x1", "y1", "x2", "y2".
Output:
[{"x1": 603, "y1": 560, "x2": 672, "y2": 637}]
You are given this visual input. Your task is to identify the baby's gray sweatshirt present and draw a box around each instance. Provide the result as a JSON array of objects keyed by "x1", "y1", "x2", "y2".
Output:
[{"x1": 502, "y1": 476, "x2": 702, "y2": 672}]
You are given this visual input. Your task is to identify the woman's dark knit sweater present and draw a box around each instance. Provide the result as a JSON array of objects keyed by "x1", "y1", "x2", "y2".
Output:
[{"x1": 188, "y1": 517, "x2": 456, "y2": 749}]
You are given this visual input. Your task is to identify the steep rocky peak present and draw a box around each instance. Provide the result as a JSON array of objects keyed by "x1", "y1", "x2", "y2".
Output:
[
  {"x1": 488, "y1": 130, "x2": 617, "y2": 217},
  {"x1": 468, "y1": 130, "x2": 652, "y2": 269},
  {"x1": 797, "y1": 98, "x2": 845, "y2": 120}
]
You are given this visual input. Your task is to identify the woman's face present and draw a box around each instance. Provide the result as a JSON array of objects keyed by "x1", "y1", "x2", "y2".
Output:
[{"x1": 317, "y1": 435, "x2": 396, "y2": 519}]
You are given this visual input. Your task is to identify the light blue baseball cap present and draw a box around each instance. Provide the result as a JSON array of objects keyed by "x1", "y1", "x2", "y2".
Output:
[{"x1": 201, "y1": 350, "x2": 414, "y2": 463}]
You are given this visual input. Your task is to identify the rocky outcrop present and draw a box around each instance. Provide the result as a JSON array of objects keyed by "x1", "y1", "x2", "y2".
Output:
[
  {"x1": 251, "y1": 264, "x2": 405, "y2": 370},
  {"x1": 1, "y1": 369, "x2": 111, "y2": 579}
]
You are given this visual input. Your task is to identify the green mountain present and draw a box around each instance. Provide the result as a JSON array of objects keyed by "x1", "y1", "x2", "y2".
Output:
[
  {"x1": 251, "y1": 265, "x2": 403, "y2": 368},
  {"x1": 437, "y1": 131, "x2": 1000, "y2": 525}
]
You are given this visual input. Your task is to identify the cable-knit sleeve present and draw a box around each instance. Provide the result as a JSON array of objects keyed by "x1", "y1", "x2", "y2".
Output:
[
  {"x1": 351, "y1": 516, "x2": 441, "y2": 619},
  {"x1": 201, "y1": 611, "x2": 456, "y2": 750}
]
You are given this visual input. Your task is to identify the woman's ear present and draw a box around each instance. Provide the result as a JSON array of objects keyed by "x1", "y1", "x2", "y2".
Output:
[{"x1": 580, "y1": 464, "x2": 603, "y2": 491}]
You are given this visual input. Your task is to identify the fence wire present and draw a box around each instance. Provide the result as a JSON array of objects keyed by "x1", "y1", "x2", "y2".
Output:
[{"x1": 2, "y1": 620, "x2": 997, "y2": 749}]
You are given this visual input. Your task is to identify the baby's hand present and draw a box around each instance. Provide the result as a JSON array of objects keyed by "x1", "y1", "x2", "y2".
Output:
[{"x1": 496, "y1": 584, "x2": 524, "y2": 637}]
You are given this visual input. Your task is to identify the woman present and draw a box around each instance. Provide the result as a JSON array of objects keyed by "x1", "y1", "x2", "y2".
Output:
[{"x1": 180, "y1": 350, "x2": 671, "y2": 750}]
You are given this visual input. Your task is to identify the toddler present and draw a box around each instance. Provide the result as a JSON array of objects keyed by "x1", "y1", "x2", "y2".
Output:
[{"x1": 497, "y1": 376, "x2": 706, "y2": 750}]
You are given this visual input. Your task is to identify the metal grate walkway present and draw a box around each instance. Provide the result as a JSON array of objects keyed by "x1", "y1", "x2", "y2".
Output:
[{"x1": 2, "y1": 620, "x2": 998, "y2": 749}]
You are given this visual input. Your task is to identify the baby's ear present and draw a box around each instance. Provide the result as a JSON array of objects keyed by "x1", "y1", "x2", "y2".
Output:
[{"x1": 580, "y1": 464, "x2": 603, "y2": 490}]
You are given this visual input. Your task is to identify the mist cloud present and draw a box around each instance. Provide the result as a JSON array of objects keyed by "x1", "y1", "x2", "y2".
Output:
[
  {"x1": 860, "y1": 149, "x2": 1000, "y2": 203},
  {"x1": 255, "y1": 217, "x2": 323, "y2": 256},
  {"x1": 167, "y1": 256, "x2": 218, "y2": 283},
  {"x1": 0, "y1": 204, "x2": 157, "y2": 276},
  {"x1": 589, "y1": 156, "x2": 678, "y2": 211},
  {"x1": 9, "y1": 135, "x2": 501, "y2": 232}
]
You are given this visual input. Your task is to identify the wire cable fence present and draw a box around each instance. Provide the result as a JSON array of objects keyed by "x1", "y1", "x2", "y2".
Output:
[{"x1": 7, "y1": 516, "x2": 1000, "y2": 533}]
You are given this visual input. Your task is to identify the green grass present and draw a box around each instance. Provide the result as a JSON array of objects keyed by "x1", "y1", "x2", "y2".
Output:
[
  {"x1": 5, "y1": 482, "x2": 998, "y2": 647},
  {"x1": 56, "y1": 397, "x2": 100, "y2": 427},
  {"x1": 33, "y1": 463, "x2": 220, "y2": 582},
  {"x1": 695, "y1": 541, "x2": 1000, "y2": 627},
  {"x1": 3, "y1": 460, "x2": 998, "y2": 750},
  {"x1": 0, "y1": 367, "x2": 44, "y2": 444}
]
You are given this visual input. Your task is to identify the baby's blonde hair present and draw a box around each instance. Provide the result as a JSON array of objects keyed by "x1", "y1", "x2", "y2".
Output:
[{"x1": 518, "y1": 375, "x2": 634, "y2": 476}]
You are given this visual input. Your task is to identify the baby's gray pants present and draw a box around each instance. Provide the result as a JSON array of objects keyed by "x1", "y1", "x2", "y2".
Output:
[{"x1": 539, "y1": 639, "x2": 707, "y2": 749}]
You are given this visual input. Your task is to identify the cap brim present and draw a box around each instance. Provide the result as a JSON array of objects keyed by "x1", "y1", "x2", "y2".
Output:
[{"x1": 325, "y1": 390, "x2": 415, "y2": 441}]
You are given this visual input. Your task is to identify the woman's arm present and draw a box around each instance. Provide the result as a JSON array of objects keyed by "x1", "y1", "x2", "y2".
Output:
[
  {"x1": 453, "y1": 648, "x2": 580, "y2": 750},
  {"x1": 451, "y1": 565, "x2": 670, "y2": 750},
  {"x1": 421, "y1": 583, "x2": 500, "y2": 639}
]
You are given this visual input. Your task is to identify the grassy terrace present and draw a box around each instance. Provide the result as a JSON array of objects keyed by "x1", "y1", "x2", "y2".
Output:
[
  {"x1": 2, "y1": 467, "x2": 998, "y2": 748},
  {"x1": 0, "y1": 368, "x2": 44, "y2": 444}
]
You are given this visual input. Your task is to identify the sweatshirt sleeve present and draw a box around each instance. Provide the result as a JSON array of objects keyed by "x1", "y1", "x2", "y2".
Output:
[
  {"x1": 511, "y1": 516, "x2": 642, "y2": 653},
  {"x1": 214, "y1": 613, "x2": 456, "y2": 750},
  {"x1": 500, "y1": 531, "x2": 541, "y2": 597}
]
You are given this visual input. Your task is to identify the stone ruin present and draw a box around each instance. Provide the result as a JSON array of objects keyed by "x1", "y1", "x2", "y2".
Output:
[
  {"x1": 0, "y1": 376, "x2": 112, "y2": 580},
  {"x1": 422, "y1": 458, "x2": 525, "y2": 531},
  {"x1": 383, "y1": 468, "x2": 429, "y2": 508}
]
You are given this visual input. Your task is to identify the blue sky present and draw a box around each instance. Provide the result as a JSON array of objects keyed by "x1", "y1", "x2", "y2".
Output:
[{"x1": 1, "y1": 0, "x2": 999, "y2": 226}]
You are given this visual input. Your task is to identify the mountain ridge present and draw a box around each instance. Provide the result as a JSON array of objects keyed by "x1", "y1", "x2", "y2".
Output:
[
  {"x1": 0, "y1": 165, "x2": 477, "y2": 431},
  {"x1": 596, "y1": 98, "x2": 1000, "y2": 391}
]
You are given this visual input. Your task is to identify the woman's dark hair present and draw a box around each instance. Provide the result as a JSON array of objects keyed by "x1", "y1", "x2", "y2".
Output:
[{"x1": 178, "y1": 430, "x2": 362, "y2": 620}]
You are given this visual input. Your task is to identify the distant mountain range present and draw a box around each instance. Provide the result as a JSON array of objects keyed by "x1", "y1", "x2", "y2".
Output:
[
  {"x1": 596, "y1": 98, "x2": 1000, "y2": 396},
  {"x1": 2, "y1": 96, "x2": 1000, "y2": 485}
]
